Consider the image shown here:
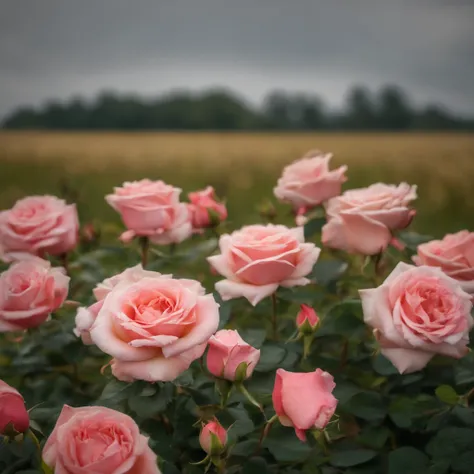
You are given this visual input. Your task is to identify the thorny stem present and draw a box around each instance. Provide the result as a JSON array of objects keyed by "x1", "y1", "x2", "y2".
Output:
[
  {"x1": 271, "y1": 293, "x2": 278, "y2": 341},
  {"x1": 255, "y1": 415, "x2": 278, "y2": 455}
]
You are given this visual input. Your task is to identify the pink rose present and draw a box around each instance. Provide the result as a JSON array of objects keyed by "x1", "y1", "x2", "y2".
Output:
[
  {"x1": 0, "y1": 380, "x2": 29, "y2": 435},
  {"x1": 188, "y1": 186, "x2": 227, "y2": 229},
  {"x1": 0, "y1": 258, "x2": 69, "y2": 332},
  {"x1": 208, "y1": 225, "x2": 321, "y2": 306},
  {"x1": 206, "y1": 329, "x2": 261, "y2": 381},
  {"x1": 360, "y1": 262, "x2": 473, "y2": 374},
  {"x1": 296, "y1": 304, "x2": 319, "y2": 331},
  {"x1": 87, "y1": 268, "x2": 219, "y2": 382},
  {"x1": 43, "y1": 405, "x2": 160, "y2": 474},
  {"x1": 413, "y1": 230, "x2": 474, "y2": 296},
  {"x1": 274, "y1": 150, "x2": 347, "y2": 210},
  {"x1": 272, "y1": 368, "x2": 338, "y2": 442},
  {"x1": 74, "y1": 264, "x2": 164, "y2": 344},
  {"x1": 199, "y1": 420, "x2": 228, "y2": 455},
  {"x1": 322, "y1": 183, "x2": 417, "y2": 255},
  {"x1": 106, "y1": 179, "x2": 192, "y2": 245},
  {"x1": 0, "y1": 195, "x2": 79, "y2": 262}
]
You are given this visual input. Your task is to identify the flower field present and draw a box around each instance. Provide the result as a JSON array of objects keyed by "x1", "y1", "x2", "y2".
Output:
[{"x1": 0, "y1": 131, "x2": 474, "y2": 474}]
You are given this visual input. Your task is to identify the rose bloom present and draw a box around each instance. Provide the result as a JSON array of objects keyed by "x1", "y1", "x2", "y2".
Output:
[
  {"x1": 43, "y1": 405, "x2": 160, "y2": 474},
  {"x1": 0, "y1": 380, "x2": 29, "y2": 435},
  {"x1": 74, "y1": 264, "x2": 159, "y2": 344},
  {"x1": 208, "y1": 224, "x2": 320, "y2": 306},
  {"x1": 322, "y1": 183, "x2": 417, "y2": 255},
  {"x1": 86, "y1": 267, "x2": 219, "y2": 382},
  {"x1": 0, "y1": 195, "x2": 79, "y2": 262},
  {"x1": 106, "y1": 179, "x2": 192, "y2": 245},
  {"x1": 274, "y1": 150, "x2": 347, "y2": 211},
  {"x1": 413, "y1": 230, "x2": 474, "y2": 296},
  {"x1": 360, "y1": 262, "x2": 473, "y2": 374},
  {"x1": 272, "y1": 368, "x2": 338, "y2": 442},
  {"x1": 199, "y1": 420, "x2": 228, "y2": 455},
  {"x1": 0, "y1": 258, "x2": 69, "y2": 332},
  {"x1": 188, "y1": 186, "x2": 227, "y2": 229},
  {"x1": 206, "y1": 329, "x2": 260, "y2": 381}
]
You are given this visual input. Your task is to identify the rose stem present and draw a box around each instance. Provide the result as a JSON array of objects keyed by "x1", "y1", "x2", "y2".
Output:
[
  {"x1": 271, "y1": 293, "x2": 278, "y2": 341},
  {"x1": 139, "y1": 236, "x2": 150, "y2": 267}
]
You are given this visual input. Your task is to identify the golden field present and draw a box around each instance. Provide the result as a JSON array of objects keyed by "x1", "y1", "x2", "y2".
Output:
[{"x1": 1, "y1": 131, "x2": 473, "y2": 236}]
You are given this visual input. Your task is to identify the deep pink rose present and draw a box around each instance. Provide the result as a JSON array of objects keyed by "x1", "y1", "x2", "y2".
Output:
[
  {"x1": 272, "y1": 368, "x2": 338, "y2": 442},
  {"x1": 360, "y1": 262, "x2": 473, "y2": 374},
  {"x1": 106, "y1": 179, "x2": 192, "y2": 245},
  {"x1": 413, "y1": 230, "x2": 474, "y2": 296},
  {"x1": 0, "y1": 258, "x2": 69, "y2": 332},
  {"x1": 0, "y1": 195, "x2": 79, "y2": 262},
  {"x1": 208, "y1": 225, "x2": 321, "y2": 306},
  {"x1": 206, "y1": 329, "x2": 260, "y2": 381},
  {"x1": 188, "y1": 186, "x2": 227, "y2": 229},
  {"x1": 87, "y1": 268, "x2": 219, "y2": 382},
  {"x1": 199, "y1": 420, "x2": 228, "y2": 455},
  {"x1": 43, "y1": 405, "x2": 160, "y2": 474},
  {"x1": 296, "y1": 304, "x2": 319, "y2": 330},
  {"x1": 322, "y1": 183, "x2": 417, "y2": 255},
  {"x1": 0, "y1": 380, "x2": 29, "y2": 435},
  {"x1": 274, "y1": 150, "x2": 347, "y2": 210}
]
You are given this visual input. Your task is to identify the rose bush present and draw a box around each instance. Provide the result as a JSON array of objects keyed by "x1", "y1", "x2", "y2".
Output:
[{"x1": 1, "y1": 148, "x2": 473, "y2": 474}]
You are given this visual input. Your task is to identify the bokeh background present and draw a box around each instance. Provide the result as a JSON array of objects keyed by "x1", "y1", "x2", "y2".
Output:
[{"x1": 1, "y1": 0, "x2": 473, "y2": 236}]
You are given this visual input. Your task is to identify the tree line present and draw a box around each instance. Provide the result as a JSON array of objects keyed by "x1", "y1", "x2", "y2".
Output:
[{"x1": 2, "y1": 85, "x2": 473, "y2": 131}]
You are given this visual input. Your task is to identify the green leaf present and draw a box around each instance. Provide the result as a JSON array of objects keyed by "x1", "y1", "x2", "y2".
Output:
[
  {"x1": 452, "y1": 451, "x2": 474, "y2": 474},
  {"x1": 426, "y1": 427, "x2": 474, "y2": 462},
  {"x1": 388, "y1": 396, "x2": 417, "y2": 428},
  {"x1": 388, "y1": 447, "x2": 429, "y2": 474},
  {"x1": 435, "y1": 385, "x2": 459, "y2": 405},
  {"x1": 454, "y1": 351, "x2": 474, "y2": 386},
  {"x1": 356, "y1": 426, "x2": 390, "y2": 449},
  {"x1": 345, "y1": 392, "x2": 387, "y2": 422},
  {"x1": 329, "y1": 449, "x2": 377, "y2": 468},
  {"x1": 241, "y1": 457, "x2": 270, "y2": 474},
  {"x1": 264, "y1": 425, "x2": 313, "y2": 462},
  {"x1": 372, "y1": 353, "x2": 399, "y2": 376},
  {"x1": 304, "y1": 217, "x2": 326, "y2": 239},
  {"x1": 239, "y1": 329, "x2": 267, "y2": 349},
  {"x1": 128, "y1": 383, "x2": 174, "y2": 417},
  {"x1": 230, "y1": 439, "x2": 260, "y2": 457},
  {"x1": 452, "y1": 406, "x2": 474, "y2": 428},
  {"x1": 254, "y1": 343, "x2": 287, "y2": 372},
  {"x1": 309, "y1": 259, "x2": 348, "y2": 285},
  {"x1": 99, "y1": 379, "x2": 134, "y2": 403},
  {"x1": 224, "y1": 404, "x2": 255, "y2": 440}
]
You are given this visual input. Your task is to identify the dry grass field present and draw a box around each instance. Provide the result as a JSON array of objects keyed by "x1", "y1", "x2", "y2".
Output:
[{"x1": 1, "y1": 131, "x2": 473, "y2": 236}]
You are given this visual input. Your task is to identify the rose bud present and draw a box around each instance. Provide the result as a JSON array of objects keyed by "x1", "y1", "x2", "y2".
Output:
[
  {"x1": 0, "y1": 380, "x2": 29, "y2": 435},
  {"x1": 206, "y1": 330, "x2": 261, "y2": 382},
  {"x1": 272, "y1": 368, "x2": 338, "y2": 441},
  {"x1": 199, "y1": 420, "x2": 228, "y2": 455},
  {"x1": 296, "y1": 304, "x2": 319, "y2": 333},
  {"x1": 188, "y1": 186, "x2": 227, "y2": 230}
]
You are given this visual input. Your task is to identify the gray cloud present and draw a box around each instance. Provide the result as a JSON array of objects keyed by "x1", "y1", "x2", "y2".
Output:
[{"x1": 1, "y1": 0, "x2": 473, "y2": 117}]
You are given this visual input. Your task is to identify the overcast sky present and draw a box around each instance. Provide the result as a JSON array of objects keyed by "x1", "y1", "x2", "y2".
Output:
[{"x1": 1, "y1": 0, "x2": 474, "y2": 118}]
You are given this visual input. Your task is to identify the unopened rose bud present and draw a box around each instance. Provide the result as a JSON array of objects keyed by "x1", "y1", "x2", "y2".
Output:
[
  {"x1": 188, "y1": 186, "x2": 227, "y2": 230},
  {"x1": 199, "y1": 420, "x2": 228, "y2": 455},
  {"x1": 0, "y1": 380, "x2": 29, "y2": 435},
  {"x1": 206, "y1": 330, "x2": 260, "y2": 382},
  {"x1": 296, "y1": 304, "x2": 319, "y2": 334}
]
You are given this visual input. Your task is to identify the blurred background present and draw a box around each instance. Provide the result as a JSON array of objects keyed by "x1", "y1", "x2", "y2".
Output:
[{"x1": 1, "y1": 0, "x2": 473, "y2": 236}]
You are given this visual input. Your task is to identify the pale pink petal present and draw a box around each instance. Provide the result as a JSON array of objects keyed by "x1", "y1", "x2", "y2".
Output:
[{"x1": 214, "y1": 279, "x2": 279, "y2": 306}]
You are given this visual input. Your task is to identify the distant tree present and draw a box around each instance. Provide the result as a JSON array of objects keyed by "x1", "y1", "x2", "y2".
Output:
[
  {"x1": 343, "y1": 86, "x2": 377, "y2": 130},
  {"x1": 1, "y1": 84, "x2": 473, "y2": 131},
  {"x1": 375, "y1": 85, "x2": 413, "y2": 130}
]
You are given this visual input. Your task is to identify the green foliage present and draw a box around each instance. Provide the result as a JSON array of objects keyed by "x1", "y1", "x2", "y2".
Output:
[{"x1": 0, "y1": 215, "x2": 473, "y2": 474}]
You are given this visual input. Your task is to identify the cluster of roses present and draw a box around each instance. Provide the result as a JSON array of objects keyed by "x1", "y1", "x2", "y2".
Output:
[{"x1": 0, "y1": 150, "x2": 473, "y2": 474}]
